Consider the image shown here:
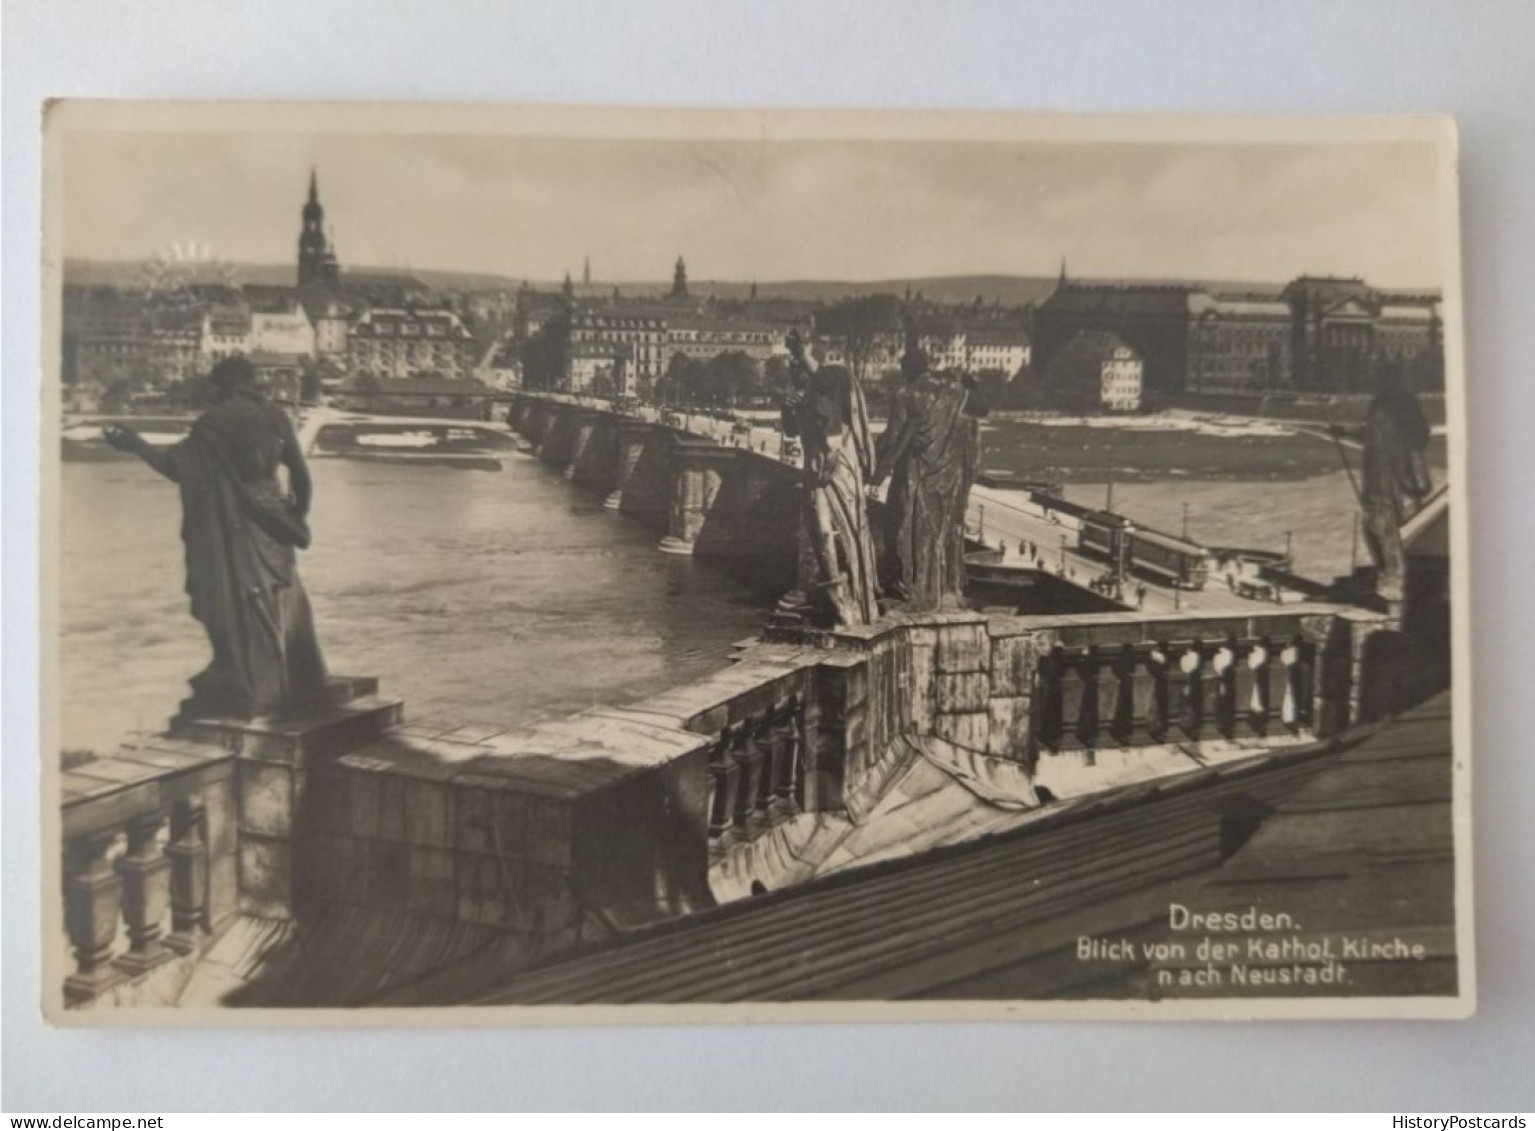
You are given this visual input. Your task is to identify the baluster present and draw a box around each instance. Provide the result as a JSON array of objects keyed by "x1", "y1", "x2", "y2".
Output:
[
  {"x1": 1318, "y1": 629, "x2": 1350, "y2": 735},
  {"x1": 1128, "y1": 645, "x2": 1156, "y2": 745},
  {"x1": 63, "y1": 830, "x2": 125, "y2": 1002},
  {"x1": 730, "y1": 723, "x2": 756, "y2": 833},
  {"x1": 115, "y1": 812, "x2": 172, "y2": 974},
  {"x1": 1262, "y1": 636, "x2": 1288, "y2": 735},
  {"x1": 1213, "y1": 641, "x2": 1238, "y2": 739},
  {"x1": 772, "y1": 698, "x2": 804, "y2": 813},
  {"x1": 165, "y1": 798, "x2": 208, "y2": 954},
  {"x1": 1169, "y1": 645, "x2": 1196, "y2": 740},
  {"x1": 1077, "y1": 648, "x2": 1103, "y2": 757},
  {"x1": 1292, "y1": 638, "x2": 1317, "y2": 730},
  {"x1": 1110, "y1": 644, "x2": 1135, "y2": 746},
  {"x1": 1194, "y1": 641, "x2": 1221, "y2": 740},
  {"x1": 1177, "y1": 645, "x2": 1204, "y2": 741},
  {"x1": 1037, "y1": 649, "x2": 1064, "y2": 753},
  {"x1": 1146, "y1": 645, "x2": 1170, "y2": 743},
  {"x1": 706, "y1": 725, "x2": 735, "y2": 839},
  {"x1": 752, "y1": 717, "x2": 777, "y2": 816},
  {"x1": 1240, "y1": 638, "x2": 1264, "y2": 736},
  {"x1": 1279, "y1": 641, "x2": 1303, "y2": 732},
  {"x1": 1094, "y1": 646, "x2": 1121, "y2": 753}
]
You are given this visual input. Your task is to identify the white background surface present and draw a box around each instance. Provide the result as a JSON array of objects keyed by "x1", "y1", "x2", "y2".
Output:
[{"x1": 5, "y1": 0, "x2": 1533, "y2": 1112}]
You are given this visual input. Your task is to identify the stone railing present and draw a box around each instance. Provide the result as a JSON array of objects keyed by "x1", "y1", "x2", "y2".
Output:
[
  {"x1": 782, "y1": 603, "x2": 1392, "y2": 796},
  {"x1": 60, "y1": 738, "x2": 238, "y2": 1004},
  {"x1": 704, "y1": 695, "x2": 807, "y2": 849},
  {"x1": 57, "y1": 679, "x2": 404, "y2": 1009},
  {"x1": 57, "y1": 596, "x2": 1397, "y2": 1005}
]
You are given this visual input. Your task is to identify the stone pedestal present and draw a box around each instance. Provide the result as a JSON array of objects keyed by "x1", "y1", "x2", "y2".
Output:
[{"x1": 177, "y1": 676, "x2": 403, "y2": 921}]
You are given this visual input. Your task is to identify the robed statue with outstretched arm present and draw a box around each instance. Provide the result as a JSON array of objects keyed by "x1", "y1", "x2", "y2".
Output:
[
  {"x1": 870, "y1": 323, "x2": 990, "y2": 611},
  {"x1": 104, "y1": 356, "x2": 329, "y2": 724},
  {"x1": 780, "y1": 330, "x2": 881, "y2": 628}
]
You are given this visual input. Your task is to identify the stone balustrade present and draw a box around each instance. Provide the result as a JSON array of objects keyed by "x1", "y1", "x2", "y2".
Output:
[
  {"x1": 704, "y1": 695, "x2": 807, "y2": 849},
  {"x1": 58, "y1": 679, "x2": 404, "y2": 1008},
  {"x1": 1034, "y1": 634, "x2": 1316, "y2": 759}
]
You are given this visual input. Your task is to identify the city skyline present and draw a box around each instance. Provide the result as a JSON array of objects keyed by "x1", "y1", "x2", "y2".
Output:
[{"x1": 62, "y1": 132, "x2": 1447, "y2": 290}]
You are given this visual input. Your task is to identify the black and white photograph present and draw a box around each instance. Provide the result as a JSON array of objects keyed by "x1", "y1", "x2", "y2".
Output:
[{"x1": 41, "y1": 103, "x2": 1470, "y2": 1021}]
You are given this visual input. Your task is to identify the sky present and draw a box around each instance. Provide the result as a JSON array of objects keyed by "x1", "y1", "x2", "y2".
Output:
[{"x1": 59, "y1": 130, "x2": 1447, "y2": 288}]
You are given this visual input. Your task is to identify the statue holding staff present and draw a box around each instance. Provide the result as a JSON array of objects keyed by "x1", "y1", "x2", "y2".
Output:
[
  {"x1": 104, "y1": 356, "x2": 330, "y2": 724},
  {"x1": 1329, "y1": 367, "x2": 1434, "y2": 602},
  {"x1": 780, "y1": 330, "x2": 880, "y2": 628},
  {"x1": 870, "y1": 322, "x2": 989, "y2": 611}
]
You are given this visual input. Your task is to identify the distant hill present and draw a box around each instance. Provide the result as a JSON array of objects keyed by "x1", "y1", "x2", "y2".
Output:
[{"x1": 67, "y1": 259, "x2": 1366, "y2": 305}]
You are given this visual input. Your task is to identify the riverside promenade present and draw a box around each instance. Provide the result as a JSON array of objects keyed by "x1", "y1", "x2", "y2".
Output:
[{"x1": 52, "y1": 390, "x2": 1450, "y2": 1012}]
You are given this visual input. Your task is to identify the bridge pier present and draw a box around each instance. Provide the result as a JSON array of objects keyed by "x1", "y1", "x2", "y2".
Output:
[
  {"x1": 565, "y1": 409, "x2": 604, "y2": 481},
  {"x1": 605, "y1": 419, "x2": 653, "y2": 510},
  {"x1": 658, "y1": 441, "x2": 737, "y2": 555}
]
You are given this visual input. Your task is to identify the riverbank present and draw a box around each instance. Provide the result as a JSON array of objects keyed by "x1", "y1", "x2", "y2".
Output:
[{"x1": 981, "y1": 413, "x2": 1448, "y2": 483}]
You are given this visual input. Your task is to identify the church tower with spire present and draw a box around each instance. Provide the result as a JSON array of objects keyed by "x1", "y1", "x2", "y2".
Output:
[
  {"x1": 670, "y1": 255, "x2": 689, "y2": 300},
  {"x1": 297, "y1": 168, "x2": 340, "y2": 288}
]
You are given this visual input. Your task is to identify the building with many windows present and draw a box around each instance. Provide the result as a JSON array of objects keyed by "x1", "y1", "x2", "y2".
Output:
[
  {"x1": 567, "y1": 341, "x2": 633, "y2": 396},
  {"x1": 1186, "y1": 293, "x2": 1292, "y2": 394},
  {"x1": 663, "y1": 315, "x2": 782, "y2": 366},
  {"x1": 200, "y1": 302, "x2": 253, "y2": 369},
  {"x1": 1281, "y1": 276, "x2": 1442, "y2": 393},
  {"x1": 568, "y1": 309, "x2": 669, "y2": 391},
  {"x1": 250, "y1": 306, "x2": 316, "y2": 358},
  {"x1": 1035, "y1": 270, "x2": 1443, "y2": 397},
  {"x1": 63, "y1": 289, "x2": 204, "y2": 386},
  {"x1": 965, "y1": 325, "x2": 1032, "y2": 376},
  {"x1": 1038, "y1": 330, "x2": 1143, "y2": 413},
  {"x1": 1097, "y1": 336, "x2": 1144, "y2": 412}
]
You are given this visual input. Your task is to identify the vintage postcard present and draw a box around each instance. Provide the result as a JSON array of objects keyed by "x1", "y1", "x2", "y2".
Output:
[{"x1": 41, "y1": 102, "x2": 1472, "y2": 1024}]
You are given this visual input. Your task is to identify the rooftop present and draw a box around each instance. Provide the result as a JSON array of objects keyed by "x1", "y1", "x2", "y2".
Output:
[{"x1": 456, "y1": 692, "x2": 1453, "y2": 1005}]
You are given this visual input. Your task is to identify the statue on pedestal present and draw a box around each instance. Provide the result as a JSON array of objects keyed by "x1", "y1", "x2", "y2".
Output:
[
  {"x1": 779, "y1": 331, "x2": 880, "y2": 628},
  {"x1": 1359, "y1": 369, "x2": 1434, "y2": 601},
  {"x1": 870, "y1": 323, "x2": 989, "y2": 611},
  {"x1": 104, "y1": 356, "x2": 330, "y2": 724}
]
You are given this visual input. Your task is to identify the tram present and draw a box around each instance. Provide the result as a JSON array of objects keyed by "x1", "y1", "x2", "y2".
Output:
[
  {"x1": 1076, "y1": 511, "x2": 1211, "y2": 590},
  {"x1": 1126, "y1": 528, "x2": 1211, "y2": 590}
]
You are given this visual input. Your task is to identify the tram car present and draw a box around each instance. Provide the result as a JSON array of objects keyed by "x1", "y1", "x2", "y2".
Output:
[
  {"x1": 1076, "y1": 511, "x2": 1211, "y2": 590},
  {"x1": 1126, "y1": 528, "x2": 1211, "y2": 589},
  {"x1": 1077, "y1": 510, "x2": 1132, "y2": 562}
]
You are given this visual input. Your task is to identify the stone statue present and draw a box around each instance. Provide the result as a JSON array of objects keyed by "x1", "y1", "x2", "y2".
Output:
[
  {"x1": 870, "y1": 324, "x2": 988, "y2": 611},
  {"x1": 1359, "y1": 369, "x2": 1434, "y2": 600},
  {"x1": 780, "y1": 330, "x2": 880, "y2": 627},
  {"x1": 104, "y1": 356, "x2": 330, "y2": 724}
]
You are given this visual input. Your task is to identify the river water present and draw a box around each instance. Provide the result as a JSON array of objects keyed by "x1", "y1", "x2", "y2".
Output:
[
  {"x1": 59, "y1": 453, "x2": 771, "y2": 755},
  {"x1": 60, "y1": 418, "x2": 1435, "y2": 754}
]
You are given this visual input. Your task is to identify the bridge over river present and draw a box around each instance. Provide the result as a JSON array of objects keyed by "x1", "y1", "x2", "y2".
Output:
[{"x1": 504, "y1": 390, "x2": 1328, "y2": 615}]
